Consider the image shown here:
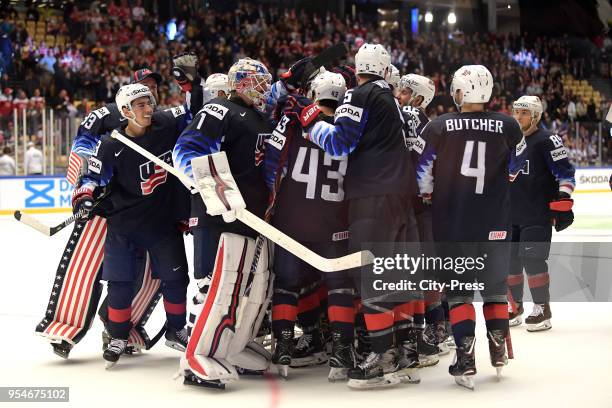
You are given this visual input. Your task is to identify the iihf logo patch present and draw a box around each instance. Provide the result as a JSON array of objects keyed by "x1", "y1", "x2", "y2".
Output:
[{"x1": 140, "y1": 151, "x2": 172, "y2": 195}]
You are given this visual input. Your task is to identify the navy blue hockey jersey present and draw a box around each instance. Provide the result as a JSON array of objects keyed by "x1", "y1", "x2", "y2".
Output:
[
  {"x1": 511, "y1": 128, "x2": 575, "y2": 225},
  {"x1": 80, "y1": 106, "x2": 190, "y2": 238},
  {"x1": 416, "y1": 111, "x2": 526, "y2": 241}
]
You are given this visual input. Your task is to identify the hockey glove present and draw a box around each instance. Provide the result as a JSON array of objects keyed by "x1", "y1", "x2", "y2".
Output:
[
  {"x1": 280, "y1": 57, "x2": 314, "y2": 91},
  {"x1": 71, "y1": 185, "x2": 95, "y2": 221},
  {"x1": 549, "y1": 192, "x2": 574, "y2": 232},
  {"x1": 284, "y1": 95, "x2": 321, "y2": 129},
  {"x1": 172, "y1": 52, "x2": 198, "y2": 87}
]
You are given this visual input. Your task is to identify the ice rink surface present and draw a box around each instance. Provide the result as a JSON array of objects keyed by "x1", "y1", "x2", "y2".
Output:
[{"x1": 0, "y1": 192, "x2": 610, "y2": 407}]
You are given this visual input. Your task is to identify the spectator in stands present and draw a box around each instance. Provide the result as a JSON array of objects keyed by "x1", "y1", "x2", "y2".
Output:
[
  {"x1": 24, "y1": 141, "x2": 43, "y2": 175},
  {"x1": 0, "y1": 145, "x2": 15, "y2": 175},
  {"x1": 567, "y1": 97, "x2": 577, "y2": 122},
  {"x1": 576, "y1": 96, "x2": 588, "y2": 121}
]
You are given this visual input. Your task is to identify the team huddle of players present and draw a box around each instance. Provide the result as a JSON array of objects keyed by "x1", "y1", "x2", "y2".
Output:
[{"x1": 36, "y1": 42, "x2": 576, "y2": 391}]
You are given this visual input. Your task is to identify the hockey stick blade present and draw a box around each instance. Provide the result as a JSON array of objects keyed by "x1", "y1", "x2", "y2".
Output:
[
  {"x1": 14, "y1": 210, "x2": 80, "y2": 236},
  {"x1": 299, "y1": 42, "x2": 349, "y2": 87},
  {"x1": 110, "y1": 130, "x2": 373, "y2": 272}
]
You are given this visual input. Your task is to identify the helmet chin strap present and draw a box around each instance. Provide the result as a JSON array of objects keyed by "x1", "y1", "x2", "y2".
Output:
[{"x1": 126, "y1": 109, "x2": 148, "y2": 129}]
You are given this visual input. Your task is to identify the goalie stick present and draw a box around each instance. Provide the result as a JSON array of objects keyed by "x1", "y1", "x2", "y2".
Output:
[
  {"x1": 111, "y1": 130, "x2": 373, "y2": 272},
  {"x1": 14, "y1": 210, "x2": 85, "y2": 236}
]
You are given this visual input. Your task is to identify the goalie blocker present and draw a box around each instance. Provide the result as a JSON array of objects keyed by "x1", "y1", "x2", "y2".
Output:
[{"x1": 181, "y1": 232, "x2": 273, "y2": 388}]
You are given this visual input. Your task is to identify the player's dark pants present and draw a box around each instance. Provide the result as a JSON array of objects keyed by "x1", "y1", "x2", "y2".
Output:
[
  {"x1": 508, "y1": 224, "x2": 552, "y2": 304},
  {"x1": 438, "y1": 242, "x2": 510, "y2": 346},
  {"x1": 192, "y1": 221, "x2": 258, "y2": 280},
  {"x1": 103, "y1": 229, "x2": 189, "y2": 340},
  {"x1": 414, "y1": 198, "x2": 445, "y2": 329},
  {"x1": 349, "y1": 193, "x2": 420, "y2": 354},
  {"x1": 272, "y1": 240, "x2": 355, "y2": 339}
]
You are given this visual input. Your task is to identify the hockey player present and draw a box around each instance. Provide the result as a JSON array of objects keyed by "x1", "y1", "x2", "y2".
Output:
[
  {"x1": 37, "y1": 69, "x2": 166, "y2": 359},
  {"x1": 416, "y1": 65, "x2": 526, "y2": 389},
  {"x1": 264, "y1": 71, "x2": 356, "y2": 381},
  {"x1": 396, "y1": 73, "x2": 446, "y2": 364},
  {"x1": 297, "y1": 43, "x2": 419, "y2": 389},
  {"x1": 206, "y1": 73, "x2": 230, "y2": 98},
  {"x1": 73, "y1": 84, "x2": 191, "y2": 367},
  {"x1": 508, "y1": 95, "x2": 575, "y2": 331},
  {"x1": 173, "y1": 57, "x2": 272, "y2": 298},
  {"x1": 173, "y1": 58, "x2": 274, "y2": 388}
]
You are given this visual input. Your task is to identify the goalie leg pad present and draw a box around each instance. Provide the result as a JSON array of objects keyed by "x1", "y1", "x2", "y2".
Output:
[
  {"x1": 183, "y1": 233, "x2": 270, "y2": 381},
  {"x1": 36, "y1": 216, "x2": 107, "y2": 346}
]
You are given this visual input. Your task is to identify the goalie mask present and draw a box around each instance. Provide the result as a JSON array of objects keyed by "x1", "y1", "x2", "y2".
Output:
[
  {"x1": 399, "y1": 74, "x2": 436, "y2": 109},
  {"x1": 228, "y1": 58, "x2": 272, "y2": 113},
  {"x1": 451, "y1": 65, "x2": 493, "y2": 108},
  {"x1": 307, "y1": 71, "x2": 347, "y2": 103},
  {"x1": 115, "y1": 83, "x2": 156, "y2": 128},
  {"x1": 206, "y1": 73, "x2": 230, "y2": 97},
  {"x1": 355, "y1": 43, "x2": 391, "y2": 79}
]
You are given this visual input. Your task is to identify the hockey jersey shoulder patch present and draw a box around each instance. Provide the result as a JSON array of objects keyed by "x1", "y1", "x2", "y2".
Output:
[
  {"x1": 165, "y1": 105, "x2": 187, "y2": 118},
  {"x1": 550, "y1": 146, "x2": 568, "y2": 161},
  {"x1": 88, "y1": 157, "x2": 102, "y2": 174},
  {"x1": 267, "y1": 131, "x2": 286, "y2": 150},
  {"x1": 335, "y1": 104, "x2": 363, "y2": 122},
  {"x1": 202, "y1": 103, "x2": 229, "y2": 120}
]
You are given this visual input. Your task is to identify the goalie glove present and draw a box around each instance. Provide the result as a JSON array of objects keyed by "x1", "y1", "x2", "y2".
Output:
[
  {"x1": 549, "y1": 192, "x2": 574, "y2": 232},
  {"x1": 71, "y1": 185, "x2": 95, "y2": 221},
  {"x1": 172, "y1": 52, "x2": 198, "y2": 89}
]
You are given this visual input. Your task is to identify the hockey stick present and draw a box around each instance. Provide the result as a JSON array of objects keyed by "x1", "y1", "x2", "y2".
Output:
[
  {"x1": 14, "y1": 210, "x2": 85, "y2": 236},
  {"x1": 299, "y1": 42, "x2": 349, "y2": 88},
  {"x1": 111, "y1": 130, "x2": 373, "y2": 272}
]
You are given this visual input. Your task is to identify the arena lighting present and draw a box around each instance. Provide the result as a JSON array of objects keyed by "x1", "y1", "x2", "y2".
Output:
[
  {"x1": 447, "y1": 12, "x2": 457, "y2": 25},
  {"x1": 425, "y1": 11, "x2": 433, "y2": 23}
]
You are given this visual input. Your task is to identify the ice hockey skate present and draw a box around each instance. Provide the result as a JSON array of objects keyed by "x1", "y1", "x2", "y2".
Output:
[
  {"x1": 272, "y1": 329, "x2": 294, "y2": 379},
  {"x1": 347, "y1": 350, "x2": 401, "y2": 389},
  {"x1": 51, "y1": 340, "x2": 73, "y2": 359},
  {"x1": 487, "y1": 330, "x2": 508, "y2": 378},
  {"x1": 103, "y1": 338, "x2": 128, "y2": 369},
  {"x1": 526, "y1": 303, "x2": 552, "y2": 332},
  {"x1": 327, "y1": 331, "x2": 355, "y2": 382},
  {"x1": 165, "y1": 327, "x2": 189, "y2": 352},
  {"x1": 290, "y1": 330, "x2": 328, "y2": 368},
  {"x1": 397, "y1": 337, "x2": 421, "y2": 384},
  {"x1": 449, "y1": 336, "x2": 476, "y2": 390},
  {"x1": 509, "y1": 302, "x2": 524, "y2": 327}
]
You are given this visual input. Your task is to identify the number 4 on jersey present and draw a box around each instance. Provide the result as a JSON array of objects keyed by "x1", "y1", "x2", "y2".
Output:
[{"x1": 461, "y1": 140, "x2": 486, "y2": 194}]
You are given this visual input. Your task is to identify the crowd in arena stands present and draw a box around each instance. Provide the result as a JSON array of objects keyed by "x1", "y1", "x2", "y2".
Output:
[{"x1": 0, "y1": 0, "x2": 610, "y2": 168}]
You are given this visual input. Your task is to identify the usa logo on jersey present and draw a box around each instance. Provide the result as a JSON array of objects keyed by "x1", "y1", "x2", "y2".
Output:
[{"x1": 140, "y1": 150, "x2": 172, "y2": 195}]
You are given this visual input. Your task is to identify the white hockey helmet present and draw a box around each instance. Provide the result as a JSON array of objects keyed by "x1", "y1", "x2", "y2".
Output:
[
  {"x1": 227, "y1": 58, "x2": 272, "y2": 113},
  {"x1": 205, "y1": 73, "x2": 230, "y2": 97},
  {"x1": 512, "y1": 95, "x2": 543, "y2": 120},
  {"x1": 307, "y1": 71, "x2": 347, "y2": 103},
  {"x1": 115, "y1": 83, "x2": 155, "y2": 127},
  {"x1": 386, "y1": 64, "x2": 401, "y2": 91},
  {"x1": 355, "y1": 43, "x2": 391, "y2": 78},
  {"x1": 450, "y1": 65, "x2": 493, "y2": 106},
  {"x1": 399, "y1": 74, "x2": 436, "y2": 109}
]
